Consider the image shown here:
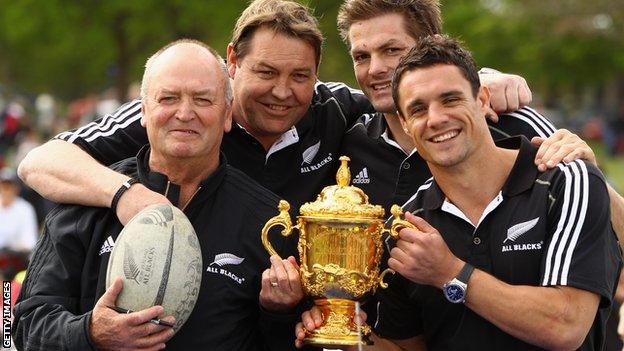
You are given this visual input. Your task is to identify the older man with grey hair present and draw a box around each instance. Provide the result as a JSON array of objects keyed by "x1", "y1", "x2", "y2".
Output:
[{"x1": 13, "y1": 39, "x2": 297, "y2": 351}]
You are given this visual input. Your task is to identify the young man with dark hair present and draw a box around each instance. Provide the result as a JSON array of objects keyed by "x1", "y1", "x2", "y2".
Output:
[{"x1": 298, "y1": 35, "x2": 622, "y2": 351}]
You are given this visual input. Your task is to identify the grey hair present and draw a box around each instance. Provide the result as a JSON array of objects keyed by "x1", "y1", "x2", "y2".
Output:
[{"x1": 140, "y1": 39, "x2": 233, "y2": 105}]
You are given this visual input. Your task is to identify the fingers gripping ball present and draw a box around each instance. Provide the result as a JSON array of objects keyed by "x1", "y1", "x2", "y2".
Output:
[{"x1": 106, "y1": 204, "x2": 202, "y2": 334}]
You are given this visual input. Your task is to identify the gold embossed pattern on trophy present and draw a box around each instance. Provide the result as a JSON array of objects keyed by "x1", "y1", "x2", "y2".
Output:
[{"x1": 261, "y1": 156, "x2": 415, "y2": 347}]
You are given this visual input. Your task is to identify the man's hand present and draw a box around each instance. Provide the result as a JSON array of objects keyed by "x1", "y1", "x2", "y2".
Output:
[
  {"x1": 90, "y1": 278, "x2": 175, "y2": 351},
  {"x1": 532, "y1": 129, "x2": 597, "y2": 172},
  {"x1": 259, "y1": 255, "x2": 304, "y2": 313},
  {"x1": 295, "y1": 306, "x2": 367, "y2": 349},
  {"x1": 479, "y1": 72, "x2": 532, "y2": 121},
  {"x1": 116, "y1": 183, "x2": 171, "y2": 225},
  {"x1": 388, "y1": 213, "x2": 463, "y2": 289}
]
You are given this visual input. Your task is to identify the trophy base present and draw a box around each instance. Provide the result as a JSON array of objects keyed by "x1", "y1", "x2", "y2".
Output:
[{"x1": 303, "y1": 298, "x2": 373, "y2": 347}]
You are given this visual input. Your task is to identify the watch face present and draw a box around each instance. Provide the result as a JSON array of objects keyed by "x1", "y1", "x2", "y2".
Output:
[{"x1": 444, "y1": 284, "x2": 465, "y2": 303}]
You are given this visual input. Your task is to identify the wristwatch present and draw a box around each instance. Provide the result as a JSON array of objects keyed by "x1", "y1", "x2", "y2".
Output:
[{"x1": 442, "y1": 262, "x2": 474, "y2": 304}]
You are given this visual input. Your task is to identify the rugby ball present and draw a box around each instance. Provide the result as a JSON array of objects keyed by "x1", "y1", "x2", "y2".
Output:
[{"x1": 106, "y1": 204, "x2": 202, "y2": 333}]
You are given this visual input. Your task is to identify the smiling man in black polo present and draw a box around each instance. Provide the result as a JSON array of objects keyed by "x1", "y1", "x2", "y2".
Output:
[{"x1": 368, "y1": 35, "x2": 622, "y2": 350}]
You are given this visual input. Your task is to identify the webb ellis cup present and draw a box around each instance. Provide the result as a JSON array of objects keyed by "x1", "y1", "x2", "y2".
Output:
[{"x1": 261, "y1": 156, "x2": 413, "y2": 346}]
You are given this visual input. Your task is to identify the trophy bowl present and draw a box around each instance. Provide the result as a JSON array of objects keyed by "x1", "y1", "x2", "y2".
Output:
[{"x1": 261, "y1": 156, "x2": 412, "y2": 346}]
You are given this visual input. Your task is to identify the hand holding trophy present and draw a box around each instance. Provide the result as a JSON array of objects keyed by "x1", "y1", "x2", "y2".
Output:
[{"x1": 261, "y1": 156, "x2": 414, "y2": 347}]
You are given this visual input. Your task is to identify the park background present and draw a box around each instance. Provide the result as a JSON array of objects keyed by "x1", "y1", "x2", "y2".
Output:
[{"x1": 0, "y1": 0, "x2": 622, "y2": 190}]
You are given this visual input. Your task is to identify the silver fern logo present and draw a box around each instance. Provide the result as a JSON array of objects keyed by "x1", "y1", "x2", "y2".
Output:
[
  {"x1": 504, "y1": 217, "x2": 539, "y2": 243},
  {"x1": 301, "y1": 141, "x2": 321, "y2": 165},
  {"x1": 207, "y1": 253, "x2": 247, "y2": 284},
  {"x1": 123, "y1": 244, "x2": 140, "y2": 283},
  {"x1": 210, "y1": 253, "x2": 245, "y2": 266}
]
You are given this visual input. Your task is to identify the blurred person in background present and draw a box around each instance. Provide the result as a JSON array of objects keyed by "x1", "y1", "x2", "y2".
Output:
[
  {"x1": 0, "y1": 101, "x2": 26, "y2": 168},
  {"x1": 0, "y1": 168, "x2": 38, "y2": 281},
  {"x1": 95, "y1": 87, "x2": 120, "y2": 118},
  {"x1": 34, "y1": 93, "x2": 57, "y2": 140}
]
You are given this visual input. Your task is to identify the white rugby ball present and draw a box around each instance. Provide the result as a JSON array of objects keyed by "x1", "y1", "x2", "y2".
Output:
[{"x1": 106, "y1": 203, "x2": 202, "y2": 333}]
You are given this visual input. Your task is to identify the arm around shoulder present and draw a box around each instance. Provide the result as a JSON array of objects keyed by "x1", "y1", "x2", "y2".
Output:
[{"x1": 18, "y1": 139, "x2": 131, "y2": 207}]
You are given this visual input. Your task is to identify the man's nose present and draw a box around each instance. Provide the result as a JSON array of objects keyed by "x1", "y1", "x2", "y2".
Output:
[
  {"x1": 368, "y1": 54, "x2": 389, "y2": 77},
  {"x1": 175, "y1": 98, "x2": 196, "y2": 121},
  {"x1": 426, "y1": 103, "x2": 450, "y2": 128},
  {"x1": 271, "y1": 78, "x2": 293, "y2": 101}
]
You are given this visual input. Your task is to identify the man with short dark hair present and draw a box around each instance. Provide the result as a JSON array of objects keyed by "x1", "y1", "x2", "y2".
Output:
[{"x1": 298, "y1": 35, "x2": 622, "y2": 350}]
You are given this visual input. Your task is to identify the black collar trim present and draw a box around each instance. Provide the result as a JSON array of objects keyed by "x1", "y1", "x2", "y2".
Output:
[{"x1": 135, "y1": 145, "x2": 227, "y2": 208}]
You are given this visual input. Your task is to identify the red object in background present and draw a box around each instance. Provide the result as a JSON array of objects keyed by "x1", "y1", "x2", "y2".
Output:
[{"x1": 2, "y1": 115, "x2": 19, "y2": 136}]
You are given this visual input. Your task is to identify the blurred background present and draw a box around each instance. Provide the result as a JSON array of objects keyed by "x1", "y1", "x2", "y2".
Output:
[{"x1": 0, "y1": 0, "x2": 622, "y2": 190}]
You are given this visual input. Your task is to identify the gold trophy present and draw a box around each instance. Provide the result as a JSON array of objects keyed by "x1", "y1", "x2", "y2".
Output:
[{"x1": 261, "y1": 156, "x2": 413, "y2": 346}]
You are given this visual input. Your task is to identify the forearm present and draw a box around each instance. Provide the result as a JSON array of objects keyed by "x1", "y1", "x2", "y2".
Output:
[
  {"x1": 13, "y1": 304, "x2": 94, "y2": 351},
  {"x1": 465, "y1": 269, "x2": 599, "y2": 350},
  {"x1": 607, "y1": 184, "x2": 624, "y2": 245},
  {"x1": 18, "y1": 139, "x2": 129, "y2": 207}
]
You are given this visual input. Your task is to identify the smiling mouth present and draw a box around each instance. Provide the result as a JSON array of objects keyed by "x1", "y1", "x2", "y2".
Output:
[
  {"x1": 372, "y1": 83, "x2": 391, "y2": 91},
  {"x1": 263, "y1": 103, "x2": 290, "y2": 111},
  {"x1": 429, "y1": 130, "x2": 459, "y2": 143}
]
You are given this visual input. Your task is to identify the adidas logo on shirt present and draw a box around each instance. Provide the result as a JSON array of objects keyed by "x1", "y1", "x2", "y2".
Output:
[
  {"x1": 99, "y1": 236, "x2": 115, "y2": 256},
  {"x1": 353, "y1": 167, "x2": 370, "y2": 184}
]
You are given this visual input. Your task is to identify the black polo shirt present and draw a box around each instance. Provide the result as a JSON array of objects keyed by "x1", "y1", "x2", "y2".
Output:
[
  {"x1": 374, "y1": 136, "x2": 621, "y2": 351},
  {"x1": 340, "y1": 107, "x2": 557, "y2": 213},
  {"x1": 56, "y1": 81, "x2": 372, "y2": 212}
]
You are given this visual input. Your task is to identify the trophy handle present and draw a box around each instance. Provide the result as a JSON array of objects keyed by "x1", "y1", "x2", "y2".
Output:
[
  {"x1": 261, "y1": 200, "x2": 296, "y2": 259},
  {"x1": 378, "y1": 205, "x2": 416, "y2": 289},
  {"x1": 383, "y1": 205, "x2": 416, "y2": 239},
  {"x1": 379, "y1": 268, "x2": 395, "y2": 289}
]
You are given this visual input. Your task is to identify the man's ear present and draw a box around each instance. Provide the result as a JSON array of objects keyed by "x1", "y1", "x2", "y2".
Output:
[
  {"x1": 226, "y1": 43, "x2": 238, "y2": 78},
  {"x1": 398, "y1": 113, "x2": 409, "y2": 134},
  {"x1": 223, "y1": 102, "x2": 233, "y2": 133},
  {"x1": 477, "y1": 85, "x2": 491, "y2": 118},
  {"x1": 140, "y1": 101, "x2": 147, "y2": 127}
]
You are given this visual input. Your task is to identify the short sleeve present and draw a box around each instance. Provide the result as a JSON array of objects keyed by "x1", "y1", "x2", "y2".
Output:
[
  {"x1": 54, "y1": 99, "x2": 147, "y2": 165},
  {"x1": 540, "y1": 160, "x2": 622, "y2": 306},
  {"x1": 492, "y1": 106, "x2": 557, "y2": 140}
]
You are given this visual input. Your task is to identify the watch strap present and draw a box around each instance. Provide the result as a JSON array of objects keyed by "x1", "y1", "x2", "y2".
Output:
[
  {"x1": 111, "y1": 178, "x2": 139, "y2": 212},
  {"x1": 456, "y1": 262, "x2": 474, "y2": 285}
]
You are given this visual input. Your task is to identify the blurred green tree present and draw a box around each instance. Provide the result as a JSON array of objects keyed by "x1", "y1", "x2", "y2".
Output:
[{"x1": 0, "y1": 0, "x2": 621, "y2": 111}]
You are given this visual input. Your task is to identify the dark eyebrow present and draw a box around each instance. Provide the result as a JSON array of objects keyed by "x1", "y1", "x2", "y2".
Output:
[
  {"x1": 405, "y1": 99, "x2": 425, "y2": 114},
  {"x1": 379, "y1": 39, "x2": 405, "y2": 50},
  {"x1": 351, "y1": 38, "x2": 404, "y2": 57},
  {"x1": 252, "y1": 62, "x2": 276, "y2": 71},
  {"x1": 254, "y1": 61, "x2": 313, "y2": 75},
  {"x1": 440, "y1": 90, "x2": 464, "y2": 99}
]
